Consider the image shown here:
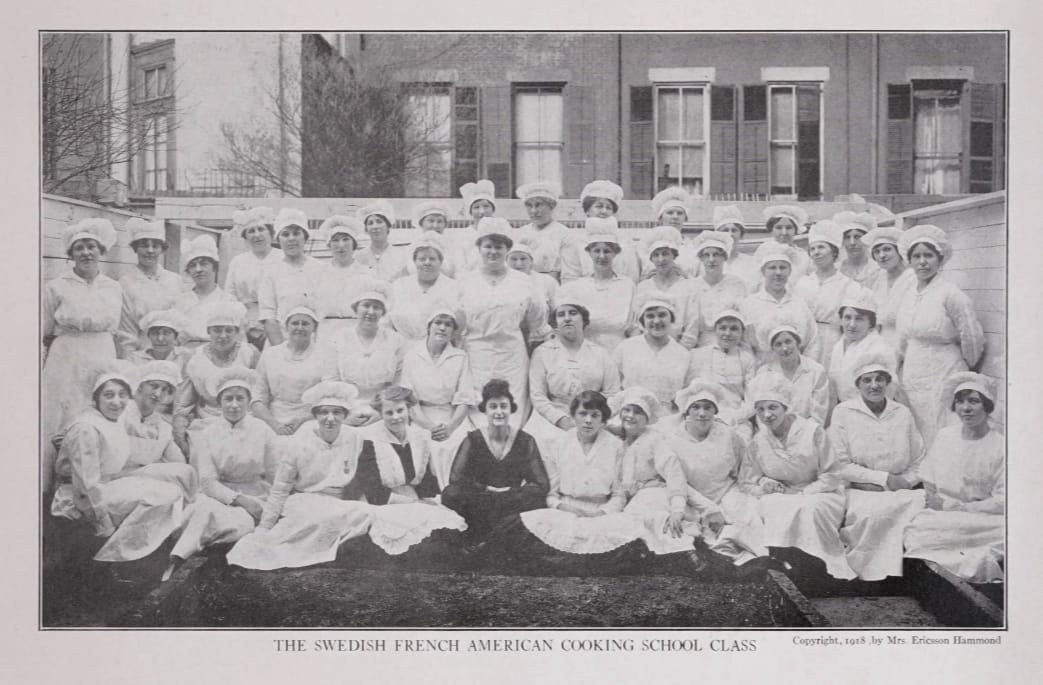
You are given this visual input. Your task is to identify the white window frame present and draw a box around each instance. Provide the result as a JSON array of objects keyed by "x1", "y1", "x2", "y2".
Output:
[
  {"x1": 138, "y1": 114, "x2": 169, "y2": 192},
  {"x1": 512, "y1": 85, "x2": 565, "y2": 190},
  {"x1": 766, "y1": 82, "x2": 824, "y2": 199},
  {"x1": 652, "y1": 83, "x2": 710, "y2": 195},
  {"x1": 142, "y1": 65, "x2": 169, "y2": 102},
  {"x1": 403, "y1": 84, "x2": 454, "y2": 198}
]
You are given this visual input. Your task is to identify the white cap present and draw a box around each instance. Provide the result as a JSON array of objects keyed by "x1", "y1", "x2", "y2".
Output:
[
  {"x1": 90, "y1": 360, "x2": 134, "y2": 395},
  {"x1": 675, "y1": 380, "x2": 726, "y2": 414},
  {"x1": 611, "y1": 386, "x2": 661, "y2": 423},
  {"x1": 282, "y1": 303, "x2": 320, "y2": 327},
  {"x1": 274, "y1": 208, "x2": 310, "y2": 239},
  {"x1": 943, "y1": 371, "x2": 997, "y2": 405},
  {"x1": 692, "y1": 230, "x2": 734, "y2": 257},
  {"x1": 762, "y1": 204, "x2": 809, "y2": 233},
  {"x1": 205, "y1": 301, "x2": 247, "y2": 329},
  {"x1": 580, "y1": 179, "x2": 624, "y2": 206},
  {"x1": 851, "y1": 349, "x2": 895, "y2": 386},
  {"x1": 807, "y1": 219, "x2": 843, "y2": 251},
  {"x1": 207, "y1": 366, "x2": 258, "y2": 399},
  {"x1": 641, "y1": 225, "x2": 683, "y2": 260},
  {"x1": 139, "y1": 309, "x2": 186, "y2": 336},
  {"x1": 318, "y1": 215, "x2": 363, "y2": 246},
  {"x1": 358, "y1": 200, "x2": 396, "y2": 229},
  {"x1": 135, "y1": 360, "x2": 181, "y2": 389},
  {"x1": 425, "y1": 307, "x2": 462, "y2": 329},
  {"x1": 126, "y1": 217, "x2": 167, "y2": 246},
  {"x1": 474, "y1": 217, "x2": 514, "y2": 248},
  {"x1": 411, "y1": 232, "x2": 448, "y2": 259},
  {"x1": 181, "y1": 234, "x2": 220, "y2": 270},
  {"x1": 748, "y1": 373, "x2": 793, "y2": 408},
  {"x1": 554, "y1": 281, "x2": 590, "y2": 312},
  {"x1": 232, "y1": 207, "x2": 274, "y2": 236},
  {"x1": 64, "y1": 218, "x2": 118, "y2": 254},
  {"x1": 411, "y1": 201, "x2": 451, "y2": 228},
  {"x1": 584, "y1": 216, "x2": 622, "y2": 250},
  {"x1": 713, "y1": 205, "x2": 746, "y2": 232},
  {"x1": 758, "y1": 242, "x2": 794, "y2": 269},
  {"x1": 351, "y1": 281, "x2": 392, "y2": 311},
  {"x1": 839, "y1": 286, "x2": 878, "y2": 315},
  {"x1": 898, "y1": 224, "x2": 951, "y2": 262},
  {"x1": 767, "y1": 322, "x2": 801, "y2": 346},
  {"x1": 861, "y1": 227, "x2": 903, "y2": 250},
  {"x1": 302, "y1": 380, "x2": 360, "y2": 413},
  {"x1": 636, "y1": 294, "x2": 676, "y2": 319},
  {"x1": 651, "y1": 187, "x2": 690, "y2": 220},
  {"x1": 460, "y1": 179, "x2": 496, "y2": 211},
  {"x1": 833, "y1": 210, "x2": 877, "y2": 235},
  {"x1": 516, "y1": 181, "x2": 561, "y2": 203},
  {"x1": 507, "y1": 241, "x2": 534, "y2": 258}
]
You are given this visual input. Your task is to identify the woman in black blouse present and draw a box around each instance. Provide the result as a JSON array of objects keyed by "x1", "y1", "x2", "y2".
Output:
[{"x1": 442, "y1": 379, "x2": 550, "y2": 539}]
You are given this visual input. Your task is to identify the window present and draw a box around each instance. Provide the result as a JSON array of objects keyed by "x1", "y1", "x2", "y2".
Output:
[
  {"x1": 912, "y1": 80, "x2": 963, "y2": 195},
  {"x1": 403, "y1": 86, "x2": 453, "y2": 197},
  {"x1": 654, "y1": 85, "x2": 707, "y2": 195},
  {"x1": 767, "y1": 84, "x2": 821, "y2": 199},
  {"x1": 143, "y1": 66, "x2": 169, "y2": 101},
  {"x1": 138, "y1": 114, "x2": 169, "y2": 192},
  {"x1": 513, "y1": 86, "x2": 563, "y2": 189}
]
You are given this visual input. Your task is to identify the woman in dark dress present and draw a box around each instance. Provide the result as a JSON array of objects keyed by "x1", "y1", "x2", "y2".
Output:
[{"x1": 442, "y1": 379, "x2": 550, "y2": 539}]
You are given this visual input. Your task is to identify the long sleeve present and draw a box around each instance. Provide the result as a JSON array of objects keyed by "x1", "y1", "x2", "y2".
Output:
[
  {"x1": 959, "y1": 452, "x2": 1005, "y2": 514},
  {"x1": 678, "y1": 290, "x2": 702, "y2": 349},
  {"x1": 194, "y1": 435, "x2": 239, "y2": 505},
  {"x1": 523, "y1": 288, "x2": 552, "y2": 343},
  {"x1": 252, "y1": 351, "x2": 273, "y2": 409},
  {"x1": 63, "y1": 425, "x2": 110, "y2": 529},
  {"x1": 652, "y1": 445, "x2": 689, "y2": 513},
  {"x1": 807, "y1": 365, "x2": 830, "y2": 426},
  {"x1": 600, "y1": 450, "x2": 627, "y2": 515},
  {"x1": 737, "y1": 442, "x2": 766, "y2": 495},
  {"x1": 559, "y1": 241, "x2": 584, "y2": 284},
  {"x1": 225, "y1": 259, "x2": 243, "y2": 303},
  {"x1": 173, "y1": 375, "x2": 199, "y2": 420},
  {"x1": 257, "y1": 270, "x2": 277, "y2": 322},
  {"x1": 161, "y1": 439, "x2": 187, "y2": 464},
  {"x1": 262, "y1": 430, "x2": 283, "y2": 484},
  {"x1": 519, "y1": 435, "x2": 550, "y2": 495},
  {"x1": 945, "y1": 286, "x2": 986, "y2": 369},
  {"x1": 447, "y1": 433, "x2": 479, "y2": 489},
  {"x1": 896, "y1": 420, "x2": 926, "y2": 487},
  {"x1": 544, "y1": 444, "x2": 562, "y2": 508},
  {"x1": 803, "y1": 425, "x2": 842, "y2": 495},
  {"x1": 801, "y1": 305, "x2": 822, "y2": 362},
  {"x1": 259, "y1": 452, "x2": 299, "y2": 529},
  {"x1": 831, "y1": 415, "x2": 890, "y2": 489},
  {"x1": 528, "y1": 347, "x2": 565, "y2": 425},
  {"x1": 117, "y1": 292, "x2": 140, "y2": 357}
]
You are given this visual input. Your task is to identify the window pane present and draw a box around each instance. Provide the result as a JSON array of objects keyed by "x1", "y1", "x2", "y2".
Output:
[
  {"x1": 682, "y1": 145, "x2": 704, "y2": 182},
  {"x1": 657, "y1": 144, "x2": 680, "y2": 183},
  {"x1": 657, "y1": 89, "x2": 680, "y2": 140},
  {"x1": 515, "y1": 146, "x2": 562, "y2": 188},
  {"x1": 743, "y1": 85, "x2": 767, "y2": 121},
  {"x1": 913, "y1": 95, "x2": 961, "y2": 155},
  {"x1": 682, "y1": 89, "x2": 704, "y2": 141},
  {"x1": 771, "y1": 88, "x2": 795, "y2": 140},
  {"x1": 914, "y1": 159, "x2": 961, "y2": 194},
  {"x1": 157, "y1": 67, "x2": 168, "y2": 98},
  {"x1": 539, "y1": 92, "x2": 563, "y2": 141},
  {"x1": 771, "y1": 145, "x2": 795, "y2": 189},
  {"x1": 711, "y1": 86, "x2": 735, "y2": 122},
  {"x1": 515, "y1": 92, "x2": 542, "y2": 141},
  {"x1": 145, "y1": 69, "x2": 156, "y2": 99}
]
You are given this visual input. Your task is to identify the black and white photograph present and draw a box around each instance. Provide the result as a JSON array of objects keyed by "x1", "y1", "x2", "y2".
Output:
[{"x1": 36, "y1": 28, "x2": 1012, "y2": 634}]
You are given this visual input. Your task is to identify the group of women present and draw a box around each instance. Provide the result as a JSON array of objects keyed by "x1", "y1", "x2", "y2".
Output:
[{"x1": 42, "y1": 179, "x2": 1003, "y2": 586}]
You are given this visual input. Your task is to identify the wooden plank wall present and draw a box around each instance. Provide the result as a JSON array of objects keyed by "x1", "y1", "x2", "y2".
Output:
[{"x1": 901, "y1": 192, "x2": 1006, "y2": 432}]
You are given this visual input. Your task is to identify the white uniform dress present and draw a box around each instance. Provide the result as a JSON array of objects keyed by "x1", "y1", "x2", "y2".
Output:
[
  {"x1": 521, "y1": 429, "x2": 646, "y2": 553},
  {"x1": 120, "y1": 401, "x2": 197, "y2": 496},
  {"x1": 253, "y1": 341, "x2": 329, "y2": 427},
  {"x1": 313, "y1": 259, "x2": 371, "y2": 351},
  {"x1": 356, "y1": 244, "x2": 409, "y2": 282},
  {"x1": 744, "y1": 416, "x2": 855, "y2": 579},
  {"x1": 525, "y1": 337, "x2": 621, "y2": 455},
  {"x1": 871, "y1": 268, "x2": 916, "y2": 352},
  {"x1": 387, "y1": 275, "x2": 461, "y2": 342},
  {"x1": 456, "y1": 269, "x2": 550, "y2": 428},
  {"x1": 399, "y1": 340, "x2": 479, "y2": 487},
  {"x1": 171, "y1": 415, "x2": 280, "y2": 560},
  {"x1": 225, "y1": 248, "x2": 283, "y2": 341},
  {"x1": 633, "y1": 276, "x2": 701, "y2": 347},
  {"x1": 173, "y1": 286, "x2": 237, "y2": 349},
  {"x1": 560, "y1": 238, "x2": 643, "y2": 284},
  {"x1": 904, "y1": 425, "x2": 1005, "y2": 583},
  {"x1": 828, "y1": 332, "x2": 899, "y2": 408},
  {"x1": 689, "y1": 345, "x2": 757, "y2": 438},
  {"x1": 257, "y1": 256, "x2": 324, "y2": 339},
  {"x1": 51, "y1": 409, "x2": 187, "y2": 562},
  {"x1": 41, "y1": 269, "x2": 123, "y2": 468},
  {"x1": 740, "y1": 289, "x2": 821, "y2": 364},
  {"x1": 793, "y1": 270, "x2": 860, "y2": 369},
  {"x1": 690, "y1": 273, "x2": 748, "y2": 348},
  {"x1": 226, "y1": 423, "x2": 374, "y2": 570},
  {"x1": 752, "y1": 241, "x2": 811, "y2": 283},
  {"x1": 840, "y1": 258, "x2": 882, "y2": 289},
  {"x1": 667, "y1": 422, "x2": 768, "y2": 561},
  {"x1": 564, "y1": 275, "x2": 635, "y2": 351},
  {"x1": 117, "y1": 266, "x2": 183, "y2": 356},
  {"x1": 516, "y1": 221, "x2": 571, "y2": 277},
  {"x1": 613, "y1": 336, "x2": 698, "y2": 420},
  {"x1": 753, "y1": 357, "x2": 830, "y2": 426},
  {"x1": 174, "y1": 343, "x2": 260, "y2": 431},
  {"x1": 725, "y1": 253, "x2": 762, "y2": 293},
  {"x1": 831, "y1": 398, "x2": 926, "y2": 580},
  {"x1": 896, "y1": 277, "x2": 985, "y2": 448},
  {"x1": 324, "y1": 326, "x2": 406, "y2": 402}
]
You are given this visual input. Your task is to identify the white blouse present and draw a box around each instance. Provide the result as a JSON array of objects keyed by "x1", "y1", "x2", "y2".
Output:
[
  {"x1": 830, "y1": 398, "x2": 925, "y2": 489},
  {"x1": 253, "y1": 341, "x2": 329, "y2": 425},
  {"x1": 192, "y1": 415, "x2": 281, "y2": 504},
  {"x1": 529, "y1": 338, "x2": 620, "y2": 427},
  {"x1": 919, "y1": 424, "x2": 1004, "y2": 514}
]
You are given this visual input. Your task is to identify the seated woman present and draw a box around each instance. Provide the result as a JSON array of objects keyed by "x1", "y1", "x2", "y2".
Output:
[
  {"x1": 227, "y1": 382, "x2": 374, "y2": 570},
  {"x1": 743, "y1": 375, "x2": 855, "y2": 579},
  {"x1": 127, "y1": 309, "x2": 192, "y2": 370},
  {"x1": 442, "y1": 379, "x2": 549, "y2": 540},
  {"x1": 348, "y1": 386, "x2": 467, "y2": 556},
  {"x1": 687, "y1": 304, "x2": 756, "y2": 439},
  {"x1": 904, "y1": 373, "x2": 1004, "y2": 583},
  {"x1": 633, "y1": 225, "x2": 701, "y2": 348},
  {"x1": 399, "y1": 309, "x2": 479, "y2": 486},
  {"x1": 752, "y1": 320, "x2": 829, "y2": 426},
  {"x1": 828, "y1": 287, "x2": 898, "y2": 411},
  {"x1": 251, "y1": 304, "x2": 327, "y2": 436},
  {"x1": 168, "y1": 367, "x2": 281, "y2": 565},
  {"x1": 830, "y1": 351, "x2": 925, "y2": 581},
  {"x1": 667, "y1": 381, "x2": 769, "y2": 565},
  {"x1": 525, "y1": 293, "x2": 620, "y2": 455},
  {"x1": 51, "y1": 363, "x2": 190, "y2": 564}
]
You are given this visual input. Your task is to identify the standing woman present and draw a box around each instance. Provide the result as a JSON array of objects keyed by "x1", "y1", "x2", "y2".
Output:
[
  {"x1": 793, "y1": 220, "x2": 860, "y2": 369},
  {"x1": 743, "y1": 375, "x2": 855, "y2": 579},
  {"x1": 526, "y1": 293, "x2": 621, "y2": 455},
  {"x1": 251, "y1": 305, "x2": 326, "y2": 436},
  {"x1": 456, "y1": 179, "x2": 498, "y2": 274},
  {"x1": 830, "y1": 351, "x2": 925, "y2": 581},
  {"x1": 42, "y1": 218, "x2": 122, "y2": 490},
  {"x1": 896, "y1": 225, "x2": 984, "y2": 447},
  {"x1": 399, "y1": 309, "x2": 479, "y2": 486},
  {"x1": 225, "y1": 207, "x2": 280, "y2": 351},
  {"x1": 313, "y1": 215, "x2": 371, "y2": 352},
  {"x1": 753, "y1": 320, "x2": 829, "y2": 426},
  {"x1": 904, "y1": 372, "x2": 1004, "y2": 583},
  {"x1": 442, "y1": 379, "x2": 549, "y2": 540},
  {"x1": 456, "y1": 217, "x2": 551, "y2": 429},
  {"x1": 516, "y1": 181, "x2": 571, "y2": 282},
  {"x1": 258, "y1": 208, "x2": 323, "y2": 347},
  {"x1": 828, "y1": 289, "x2": 898, "y2": 408},
  {"x1": 324, "y1": 283, "x2": 407, "y2": 411},
  {"x1": 561, "y1": 181, "x2": 642, "y2": 283},
  {"x1": 355, "y1": 200, "x2": 408, "y2": 282},
  {"x1": 117, "y1": 218, "x2": 182, "y2": 357},
  {"x1": 50, "y1": 362, "x2": 189, "y2": 563},
  {"x1": 634, "y1": 225, "x2": 701, "y2": 348},
  {"x1": 740, "y1": 244, "x2": 820, "y2": 363},
  {"x1": 174, "y1": 235, "x2": 236, "y2": 351},
  {"x1": 862, "y1": 226, "x2": 916, "y2": 351},
  {"x1": 647, "y1": 187, "x2": 699, "y2": 277},
  {"x1": 558, "y1": 217, "x2": 636, "y2": 352},
  {"x1": 408, "y1": 201, "x2": 457, "y2": 277},
  {"x1": 752, "y1": 205, "x2": 811, "y2": 282},
  {"x1": 387, "y1": 232, "x2": 461, "y2": 342},
  {"x1": 713, "y1": 205, "x2": 761, "y2": 292},
  {"x1": 121, "y1": 360, "x2": 194, "y2": 483},
  {"x1": 688, "y1": 305, "x2": 757, "y2": 439},
  {"x1": 506, "y1": 239, "x2": 558, "y2": 330},
  {"x1": 689, "y1": 230, "x2": 748, "y2": 348},
  {"x1": 834, "y1": 211, "x2": 882, "y2": 288}
]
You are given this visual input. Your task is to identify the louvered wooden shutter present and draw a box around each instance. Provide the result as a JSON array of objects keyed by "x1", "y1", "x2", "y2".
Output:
[
  {"x1": 710, "y1": 85, "x2": 737, "y2": 196},
  {"x1": 482, "y1": 85, "x2": 511, "y2": 196},
  {"x1": 739, "y1": 85, "x2": 768, "y2": 196},
  {"x1": 796, "y1": 84, "x2": 821, "y2": 200},
  {"x1": 452, "y1": 86, "x2": 479, "y2": 191},
  {"x1": 966, "y1": 82, "x2": 1005, "y2": 194},
  {"x1": 886, "y1": 83, "x2": 914, "y2": 194},
  {"x1": 629, "y1": 86, "x2": 654, "y2": 199},
  {"x1": 564, "y1": 84, "x2": 595, "y2": 198}
]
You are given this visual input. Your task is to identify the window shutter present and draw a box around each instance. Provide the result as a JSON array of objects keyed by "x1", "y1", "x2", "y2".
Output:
[
  {"x1": 709, "y1": 85, "x2": 737, "y2": 196},
  {"x1": 481, "y1": 85, "x2": 511, "y2": 196},
  {"x1": 629, "y1": 86, "x2": 654, "y2": 199},
  {"x1": 796, "y1": 84, "x2": 821, "y2": 200},
  {"x1": 886, "y1": 83, "x2": 914, "y2": 194},
  {"x1": 564, "y1": 84, "x2": 595, "y2": 198},
  {"x1": 996, "y1": 83, "x2": 1006, "y2": 191},
  {"x1": 739, "y1": 85, "x2": 768, "y2": 196},
  {"x1": 966, "y1": 82, "x2": 1004, "y2": 194},
  {"x1": 452, "y1": 86, "x2": 479, "y2": 191}
]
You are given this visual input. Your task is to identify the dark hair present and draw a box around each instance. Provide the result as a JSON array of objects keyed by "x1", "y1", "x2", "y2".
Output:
[
  {"x1": 364, "y1": 214, "x2": 392, "y2": 229},
  {"x1": 66, "y1": 237, "x2": 108, "y2": 259},
  {"x1": 478, "y1": 378, "x2": 518, "y2": 413},
  {"x1": 569, "y1": 390, "x2": 611, "y2": 422},
  {"x1": 838, "y1": 306, "x2": 878, "y2": 330},
  {"x1": 477, "y1": 235, "x2": 512, "y2": 250},
  {"x1": 719, "y1": 223, "x2": 745, "y2": 238},
  {"x1": 412, "y1": 244, "x2": 443, "y2": 261},
  {"x1": 217, "y1": 384, "x2": 251, "y2": 403},
  {"x1": 584, "y1": 240, "x2": 622, "y2": 254},
  {"x1": 581, "y1": 196, "x2": 619, "y2": 215},
  {"x1": 242, "y1": 223, "x2": 275, "y2": 239},
  {"x1": 92, "y1": 378, "x2": 132, "y2": 407},
  {"x1": 641, "y1": 306, "x2": 676, "y2": 325},
  {"x1": 372, "y1": 385, "x2": 417, "y2": 413},
  {"x1": 550, "y1": 303, "x2": 591, "y2": 329},
  {"x1": 311, "y1": 404, "x2": 348, "y2": 419},
  {"x1": 770, "y1": 328, "x2": 802, "y2": 347},
  {"x1": 951, "y1": 388, "x2": 995, "y2": 415},
  {"x1": 766, "y1": 216, "x2": 800, "y2": 233},
  {"x1": 330, "y1": 231, "x2": 359, "y2": 250},
  {"x1": 524, "y1": 196, "x2": 557, "y2": 208},
  {"x1": 469, "y1": 199, "x2": 496, "y2": 213},
  {"x1": 826, "y1": 244, "x2": 840, "y2": 260},
  {"x1": 186, "y1": 256, "x2": 220, "y2": 279},
  {"x1": 906, "y1": 241, "x2": 943, "y2": 264},
  {"x1": 426, "y1": 313, "x2": 459, "y2": 334},
  {"x1": 683, "y1": 398, "x2": 719, "y2": 416},
  {"x1": 855, "y1": 369, "x2": 893, "y2": 386},
  {"x1": 130, "y1": 237, "x2": 168, "y2": 252}
]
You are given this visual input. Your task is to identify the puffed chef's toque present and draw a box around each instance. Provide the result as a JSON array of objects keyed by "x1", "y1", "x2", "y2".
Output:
[
  {"x1": 64, "y1": 218, "x2": 118, "y2": 254},
  {"x1": 126, "y1": 217, "x2": 167, "y2": 247},
  {"x1": 302, "y1": 381, "x2": 360, "y2": 413},
  {"x1": 274, "y1": 208, "x2": 310, "y2": 240},
  {"x1": 584, "y1": 216, "x2": 622, "y2": 251},
  {"x1": 90, "y1": 360, "x2": 135, "y2": 395},
  {"x1": 762, "y1": 205, "x2": 809, "y2": 233},
  {"x1": 282, "y1": 302, "x2": 320, "y2": 327},
  {"x1": 942, "y1": 371, "x2": 997, "y2": 405},
  {"x1": 181, "y1": 234, "x2": 220, "y2": 270},
  {"x1": 675, "y1": 380, "x2": 726, "y2": 414},
  {"x1": 637, "y1": 294, "x2": 676, "y2": 319},
  {"x1": 758, "y1": 242, "x2": 794, "y2": 269},
  {"x1": 319, "y1": 215, "x2": 364, "y2": 248},
  {"x1": 807, "y1": 220, "x2": 843, "y2": 252},
  {"x1": 861, "y1": 227, "x2": 903, "y2": 251},
  {"x1": 833, "y1": 210, "x2": 877, "y2": 235},
  {"x1": 358, "y1": 200, "x2": 396, "y2": 229},
  {"x1": 713, "y1": 205, "x2": 746, "y2": 232},
  {"x1": 748, "y1": 373, "x2": 793, "y2": 408},
  {"x1": 692, "y1": 230, "x2": 734, "y2": 257},
  {"x1": 135, "y1": 360, "x2": 181, "y2": 390},
  {"x1": 516, "y1": 181, "x2": 561, "y2": 203},
  {"x1": 411, "y1": 201, "x2": 451, "y2": 229},
  {"x1": 474, "y1": 217, "x2": 515, "y2": 249},
  {"x1": 207, "y1": 366, "x2": 258, "y2": 399},
  {"x1": 642, "y1": 225, "x2": 683, "y2": 260},
  {"x1": 351, "y1": 280, "x2": 392, "y2": 311},
  {"x1": 460, "y1": 179, "x2": 496, "y2": 212},
  {"x1": 898, "y1": 224, "x2": 951, "y2": 263},
  {"x1": 139, "y1": 309, "x2": 186, "y2": 337},
  {"x1": 611, "y1": 386, "x2": 661, "y2": 423},
  {"x1": 412, "y1": 232, "x2": 448, "y2": 259},
  {"x1": 233, "y1": 207, "x2": 274, "y2": 237},
  {"x1": 204, "y1": 301, "x2": 247, "y2": 329},
  {"x1": 651, "y1": 187, "x2": 690, "y2": 221},
  {"x1": 851, "y1": 349, "x2": 895, "y2": 386},
  {"x1": 580, "y1": 180, "x2": 624, "y2": 207},
  {"x1": 839, "y1": 286, "x2": 878, "y2": 315}
]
